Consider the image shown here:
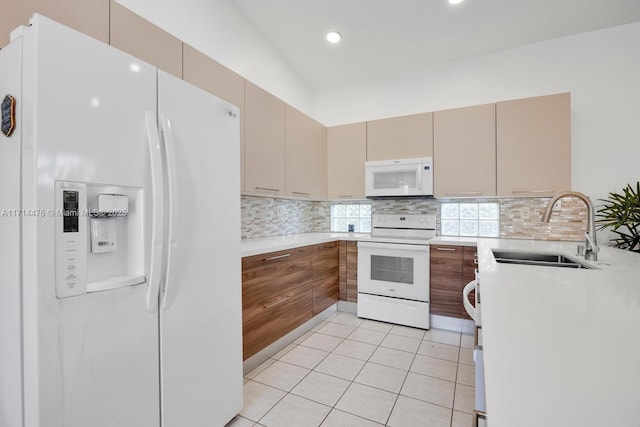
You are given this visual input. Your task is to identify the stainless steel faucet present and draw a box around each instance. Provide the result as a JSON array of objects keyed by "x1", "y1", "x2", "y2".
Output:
[{"x1": 541, "y1": 191, "x2": 600, "y2": 261}]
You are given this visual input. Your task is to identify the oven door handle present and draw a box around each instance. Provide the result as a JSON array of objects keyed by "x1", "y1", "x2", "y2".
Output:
[{"x1": 357, "y1": 241, "x2": 428, "y2": 251}]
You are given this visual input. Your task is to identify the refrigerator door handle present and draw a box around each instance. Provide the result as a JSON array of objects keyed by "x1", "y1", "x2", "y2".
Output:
[
  {"x1": 145, "y1": 111, "x2": 164, "y2": 313},
  {"x1": 160, "y1": 114, "x2": 179, "y2": 310}
]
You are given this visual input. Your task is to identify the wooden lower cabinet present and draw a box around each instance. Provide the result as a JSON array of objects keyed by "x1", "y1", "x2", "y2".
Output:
[
  {"x1": 242, "y1": 246, "x2": 313, "y2": 360},
  {"x1": 243, "y1": 286, "x2": 312, "y2": 360},
  {"x1": 339, "y1": 241, "x2": 358, "y2": 303},
  {"x1": 242, "y1": 241, "x2": 343, "y2": 360},
  {"x1": 430, "y1": 244, "x2": 477, "y2": 319},
  {"x1": 312, "y1": 241, "x2": 339, "y2": 315}
]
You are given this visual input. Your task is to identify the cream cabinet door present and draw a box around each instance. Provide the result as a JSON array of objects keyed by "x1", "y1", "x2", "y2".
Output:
[
  {"x1": 433, "y1": 104, "x2": 496, "y2": 197},
  {"x1": 497, "y1": 93, "x2": 571, "y2": 196},
  {"x1": 109, "y1": 1, "x2": 182, "y2": 78},
  {"x1": 244, "y1": 81, "x2": 286, "y2": 195},
  {"x1": 327, "y1": 123, "x2": 367, "y2": 199},
  {"x1": 285, "y1": 106, "x2": 327, "y2": 199},
  {"x1": 183, "y1": 45, "x2": 245, "y2": 191},
  {"x1": 1, "y1": 0, "x2": 110, "y2": 46},
  {"x1": 366, "y1": 112, "x2": 433, "y2": 161}
]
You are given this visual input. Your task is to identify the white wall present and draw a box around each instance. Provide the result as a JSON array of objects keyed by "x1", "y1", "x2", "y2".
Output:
[
  {"x1": 114, "y1": 0, "x2": 314, "y2": 115},
  {"x1": 313, "y1": 22, "x2": 640, "y2": 205}
]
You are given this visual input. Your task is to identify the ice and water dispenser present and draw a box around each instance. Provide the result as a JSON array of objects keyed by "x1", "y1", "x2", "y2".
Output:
[{"x1": 54, "y1": 181, "x2": 145, "y2": 298}]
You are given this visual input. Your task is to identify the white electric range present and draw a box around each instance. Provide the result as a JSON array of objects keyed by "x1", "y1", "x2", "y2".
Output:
[{"x1": 357, "y1": 213, "x2": 436, "y2": 329}]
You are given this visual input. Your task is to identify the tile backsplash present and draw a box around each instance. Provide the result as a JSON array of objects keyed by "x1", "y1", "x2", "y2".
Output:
[{"x1": 241, "y1": 195, "x2": 588, "y2": 242}]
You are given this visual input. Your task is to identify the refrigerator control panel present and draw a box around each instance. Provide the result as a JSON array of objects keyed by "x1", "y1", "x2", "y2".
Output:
[{"x1": 55, "y1": 181, "x2": 88, "y2": 298}]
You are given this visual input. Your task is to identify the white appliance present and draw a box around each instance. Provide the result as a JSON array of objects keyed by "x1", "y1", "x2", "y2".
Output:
[
  {"x1": 365, "y1": 157, "x2": 434, "y2": 197},
  {"x1": 463, "y1": 266, "x2": 487, "y2": 423},
  {"x1": 0, "y1": 15, "x2": 243, "y2": 427},
  {"x1": 357, "y1": 214, "x2": 436, "y2": 329}
]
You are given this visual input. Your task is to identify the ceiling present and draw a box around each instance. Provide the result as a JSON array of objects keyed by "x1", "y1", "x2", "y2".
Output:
[{"x1": 230, "y1": 0, "x2": 640, "y2": 91}]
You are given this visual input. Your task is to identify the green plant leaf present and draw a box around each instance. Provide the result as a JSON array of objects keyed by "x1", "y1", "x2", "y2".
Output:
[{"x1": 596, "y1": 181, "x2": 640, "y2": 251}]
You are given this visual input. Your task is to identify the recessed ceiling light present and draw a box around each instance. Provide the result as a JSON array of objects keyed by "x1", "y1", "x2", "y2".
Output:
[
  {"x1": 448, "y1": 0, "x2": 464, "y2": 4},
  {"x1": 326, "y1": 31, "x2": 342, "y2": 43}
]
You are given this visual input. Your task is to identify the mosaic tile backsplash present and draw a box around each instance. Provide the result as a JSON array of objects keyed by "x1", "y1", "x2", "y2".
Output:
[{"x1": 241, "y1": 195, "x2": 588, "y2": 242}]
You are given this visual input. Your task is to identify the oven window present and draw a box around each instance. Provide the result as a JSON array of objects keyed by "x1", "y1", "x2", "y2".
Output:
[{"x1": 370, "y1": 255, "x2": 414, "y2": 284}]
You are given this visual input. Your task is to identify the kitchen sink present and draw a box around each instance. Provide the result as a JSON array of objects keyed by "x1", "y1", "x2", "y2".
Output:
[{"x1": 492, "y1": 249, "x2": 596, "y2": 269}]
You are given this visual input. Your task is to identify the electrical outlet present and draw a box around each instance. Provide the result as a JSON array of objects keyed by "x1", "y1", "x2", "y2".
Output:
[
  {"x1": 521, "y1": 207, "x2": 530, "y2": 217},
  {"x1": 275, "y1": 206, "x2": 283, "y2": 218}
]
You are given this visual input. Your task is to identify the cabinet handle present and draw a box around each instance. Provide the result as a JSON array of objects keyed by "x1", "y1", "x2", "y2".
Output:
[
  {"x1": 474, "y1": 259, "x2": 479, "y2": 264},
  {"x1": 339, "y1": 195, "x2": 353, "y2": 198},
  {"x1": 263, "y1": 254, "x2": 291, "y2": 262},
  {"x1": 263, "y1": 294, "x2": 291, "y2": 310},
  {"x1": 292, "y1": 191, "x2": 310, "y2": 197},
  {"x1": 436, "y1": 247, "x2": 457, "y2": 251},
  {"x1": 255, "y1": 186, "x2": 281, "y2": 193},
  {"x1": 446, "y1": 191, "x2": 482, "y2": 196},
  {"x1": 512, "y1": 189, "x2": 554, "y2": 194}
]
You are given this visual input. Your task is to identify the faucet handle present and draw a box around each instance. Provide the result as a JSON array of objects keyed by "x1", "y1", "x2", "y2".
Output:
[{"x1": 585, "y1": 232, "x2": 600, "y2": 253}]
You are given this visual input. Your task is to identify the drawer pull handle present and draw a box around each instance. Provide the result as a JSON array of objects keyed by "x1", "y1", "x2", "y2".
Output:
[
  {"x1": 339, "y1": 195, "x2": 353, "y2": 198},
  {"x1": 263, "y1": 254, "x2": 291, "y2": 262},
  {"x1": 446, "y1": 191, "x2": 482, "y2": 196},
  {"x1": 436, "y1": 247, "x2": 457, "y2": 251},
  {"x1": 512, "y1": 189, "x2": 554, "y2": 194},
  {"x1": 292, "y1": 191, "x2": 310, "y2": 197},
  {"x1": 263, "y1": 295, "x2": 291, "y2": 310},
  {"x1": 474, "y1": 259, "x2": 479, "y2": 264},
  {"x1": 255, "y1": 186, "x2": 281, "y2": 193}
]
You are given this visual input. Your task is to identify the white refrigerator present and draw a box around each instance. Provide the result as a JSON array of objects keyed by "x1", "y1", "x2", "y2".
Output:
[{"x1": 0, "y1": 14, "x2": 243, "y2": 427}]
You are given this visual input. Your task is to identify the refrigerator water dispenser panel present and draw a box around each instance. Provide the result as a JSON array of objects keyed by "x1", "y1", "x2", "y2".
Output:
[
  {"x1": 55, "y1": 181, "x2": 146, "y2": 298},
  {"x1": 55, "y1": 181, "x2": 88, "y2": 298}
]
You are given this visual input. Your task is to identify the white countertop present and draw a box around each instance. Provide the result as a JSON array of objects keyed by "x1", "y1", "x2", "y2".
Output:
[
  {"x1": 477, "y1": 238, "x2": 640, "y2": 427},
  {"x1": 241, "y1": 232, "x2": 369, "y2": 257}
]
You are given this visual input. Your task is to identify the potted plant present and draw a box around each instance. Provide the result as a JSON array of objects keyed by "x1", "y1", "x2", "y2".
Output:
[{"x1": 596, "y1": 182, "x2": 640, "y2": 252}]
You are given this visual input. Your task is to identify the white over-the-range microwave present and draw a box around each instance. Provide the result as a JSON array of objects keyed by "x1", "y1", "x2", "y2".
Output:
[{"x1": 365, "y1": 157, "x2": 434, "y2": 197}]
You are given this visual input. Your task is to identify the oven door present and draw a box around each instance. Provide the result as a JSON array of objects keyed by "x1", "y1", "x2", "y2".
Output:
[{"x1": 357, "y1": 241, "x2": 429, "y2": 302}]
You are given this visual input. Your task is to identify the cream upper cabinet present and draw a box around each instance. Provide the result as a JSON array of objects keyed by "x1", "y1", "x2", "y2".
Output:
[
  {"x1": 244, "y1": 81, "x2": 286, "y2": 195},
  {"x1": 1, "y1": 0, "x2": 110, "y2": 47},
  {"x1": 109, "y1": 1, "x2": 182, "y2": 78},
  {"x1": 285, "y1": 106, "x2": 327, "y2": 199},
  {"x1": 433, "y1": 104, "x2": 496, "y2": 197},
  {"x1": 366, "y1": 112, "x2": 433, "y2": 161},
  {"x1": 183, "y1": 45, "x2": 245, "y2": 191},
  {"x1": 327, "y1": 123, "x2": 367, "y2": 199},
  {"x1": 496, "y1": 93, "x2": 571, "y2": 197}
]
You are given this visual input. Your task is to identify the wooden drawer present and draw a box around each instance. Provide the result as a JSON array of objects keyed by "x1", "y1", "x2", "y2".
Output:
[
  {"x1": 242, "y1": 285, "x2": 313, "y2": 359},
  {"x1": 430, "y1": 245, "x2": 463, "y2": 273},
  {"x1": 242, "y1": 246, "x2": 313, "y2": 308},
  {"x1": 430, "y1": 244, "x2": 463, "y2": 260}
]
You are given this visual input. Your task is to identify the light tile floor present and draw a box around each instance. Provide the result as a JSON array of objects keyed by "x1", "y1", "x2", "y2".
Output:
[{"x1": 227, "y1": 312, "x2": 475, "y2": 427}]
